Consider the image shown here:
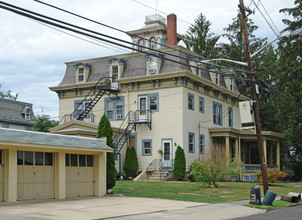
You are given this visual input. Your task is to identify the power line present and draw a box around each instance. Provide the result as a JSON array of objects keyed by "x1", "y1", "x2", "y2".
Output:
[
  {"x1": 258, "y1": 0, "x2": 281, "y2": 36},
  {"x1": 33, "y1": 0, "x2": 250, "y2": 76},
  {"x1": 251, "y1": 0, "x2": 279, "y2": 37},
  {"x1": 0, "y1": 1, "x2": 252, "y2": 79}
]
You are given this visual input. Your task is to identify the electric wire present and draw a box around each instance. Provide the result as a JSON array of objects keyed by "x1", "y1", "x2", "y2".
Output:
[
  {"x1": 254, "y1": 74, "x2": 302, "y2": 117},
  {"x1": 0, "y1": 1, "x2": 253, "y2": 79},
  {"x1": 258, "y1": 0, "x2": 281, "y2": 36},
  {"x1": 32, "y1": 0, "x2": 249, "y2": 76},
  {"x1": 251, "y1": 0, "x2": 279, "y2": 37}
]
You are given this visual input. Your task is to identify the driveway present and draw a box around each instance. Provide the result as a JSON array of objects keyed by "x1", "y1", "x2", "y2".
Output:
[{"x1": 0, "y1": 195, "x2": 265, "y2": 220}]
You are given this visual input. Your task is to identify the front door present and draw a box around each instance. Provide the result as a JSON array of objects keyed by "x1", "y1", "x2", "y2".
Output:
[
  {"x1": 138, "y1": 96, "x2": 147, "y2": 122},
  {"x1": 161, "y1": 139, "x2": 173, "y2": 169}
]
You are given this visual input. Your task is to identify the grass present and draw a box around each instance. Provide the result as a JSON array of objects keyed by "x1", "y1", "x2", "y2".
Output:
[
  {"x1": 244, "y1": 200, "x2": 294, "y2": 209},
  {"x1": 113, "y1": 181, "x2": 302, "y2": 204}
]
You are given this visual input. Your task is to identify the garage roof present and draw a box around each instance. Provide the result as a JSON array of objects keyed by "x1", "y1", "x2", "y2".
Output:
[{"x1": 0, "y1": 128, "x2": 113, "y2": 151}]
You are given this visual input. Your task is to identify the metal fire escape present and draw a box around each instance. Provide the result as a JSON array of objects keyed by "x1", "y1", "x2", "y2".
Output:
[
  {"x1": 60, "y1": 77, "x2": 119, "y2": 124},
  {"x1": 114, "y1": 110, "x2": 152, "y2": 173}
]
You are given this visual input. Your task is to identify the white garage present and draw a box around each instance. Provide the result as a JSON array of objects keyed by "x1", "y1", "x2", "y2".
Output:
[
  {"x1": 65, "y1": 154, "x2": 95, "y2": 198},
  {"x1": 17, "y1": 151, "x2": 55, "y2": 200},
  {"x1": 0, "y1": 128, "x2": 111, "y2": 203}
]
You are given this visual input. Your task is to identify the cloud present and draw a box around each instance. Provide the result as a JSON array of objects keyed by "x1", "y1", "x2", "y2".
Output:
[{"x1": 0, "y1": 0, "x2": 295, "y2": 120}]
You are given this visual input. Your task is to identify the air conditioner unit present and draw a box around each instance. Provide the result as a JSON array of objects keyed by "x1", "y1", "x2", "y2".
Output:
[
  {"x1": 116, "y1": 114, "x2": 123, "y2": 120},
  {"x1": 149, "y1": 68, "x2": 156, "y2": 74}
]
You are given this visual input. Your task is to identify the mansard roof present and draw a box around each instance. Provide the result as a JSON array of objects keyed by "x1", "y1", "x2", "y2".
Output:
[{"x1": 0, "y1": 98, "x2": 35, "y2": 125}]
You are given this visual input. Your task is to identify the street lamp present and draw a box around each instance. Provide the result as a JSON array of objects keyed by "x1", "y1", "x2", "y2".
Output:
[{"x1": 201, "y1": 27, "x2": 302, "y2": 66}]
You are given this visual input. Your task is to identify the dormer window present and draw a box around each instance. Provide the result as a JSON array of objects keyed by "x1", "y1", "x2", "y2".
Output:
[
  {"x1": 149, "y1": 57, "x2": 157, "y2": 74},
  {"x1": 112, "y1": 65, "x2": 119, "y2": 83},
  {"x1": 229, "y1": 78, "x2": 234, "y2": 91},
  {"x1": 74, "y1": 63, "x2": 91, "y2": 83},
  {"x1": 78, "y1": 67, "x2": 84, "y2": 82},
  {"x1": 22, "y1": 106, "x2": 31, "y2": 120},
  {"x1": 215, "y1": 73, "x2": 219, "y2": 85}
]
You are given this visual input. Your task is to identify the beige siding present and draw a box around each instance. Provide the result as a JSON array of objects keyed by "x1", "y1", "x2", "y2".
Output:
[{"x1": 182, "y1": 87, "x2": 242, "y2": 169}]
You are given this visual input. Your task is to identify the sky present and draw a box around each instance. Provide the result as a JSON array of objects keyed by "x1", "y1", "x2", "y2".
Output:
[{"x1": 0, "y1": 0, "x2": 296, "y2": 120}]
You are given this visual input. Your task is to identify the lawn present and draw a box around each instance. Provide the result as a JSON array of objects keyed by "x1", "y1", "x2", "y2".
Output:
[{"x1": 113, "y1": 181, "x2": 302, "y2": 204}]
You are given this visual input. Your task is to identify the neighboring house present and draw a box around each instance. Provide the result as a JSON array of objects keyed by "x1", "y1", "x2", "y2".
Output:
[
  {"x1": 0, "y1": 127, "x2": 111, "y2": 202},
  {"x1": 0, "y1": 98, "x2": 35, "y2": 130},
  {"x1": 49, "y1": 14, "x2": 284, "y2": 181}
]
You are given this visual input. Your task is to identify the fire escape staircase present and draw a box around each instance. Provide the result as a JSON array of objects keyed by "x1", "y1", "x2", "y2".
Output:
[
  {"x1": 114, "y1": 110, "x2": 152, "y2": 172},
  {"x1": 60, "y1": 77, "x2": 119, "y2": 124}
]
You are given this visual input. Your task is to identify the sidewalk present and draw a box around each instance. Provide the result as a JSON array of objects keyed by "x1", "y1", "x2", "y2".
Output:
[{"x1": 0, "y1": 195, "x2": 265, "y2": 220}]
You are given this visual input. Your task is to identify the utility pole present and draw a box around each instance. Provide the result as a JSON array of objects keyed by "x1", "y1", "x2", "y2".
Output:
[{"x1": 238, "y1": 0, "x2": 269, "y2": 195}]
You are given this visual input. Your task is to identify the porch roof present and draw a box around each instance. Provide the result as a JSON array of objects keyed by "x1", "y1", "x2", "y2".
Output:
[{"x1": 209, "y1": 127, "x2": 285, "y2": 141}]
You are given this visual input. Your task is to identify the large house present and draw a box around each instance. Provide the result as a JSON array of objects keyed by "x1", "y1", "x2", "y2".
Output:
[
  {"x1": 50, "y1": 14, "x2": 284, "y2": 181},
  {"x1": 0, "y1": 98, "x2": 35, "y2": 130}
]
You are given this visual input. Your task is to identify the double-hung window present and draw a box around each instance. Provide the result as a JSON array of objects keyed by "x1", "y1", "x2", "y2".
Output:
[
  {"x1": 213, "y1": 101, "x2": 223, "y2": 126},
  {"x1": 188, "y1": 132, "x2": 195, "y2": 153},
  {"x1": 74, "y1": 100, "x2": 93, "y2": 122},
  {"x1": 228, "y1": 107, "x2": 233, "y2": 128},
  {"x1": 188, "y1": 93, "x2": 194, "y2": 111},
  {"x1": 199, "y1": 135, "x2": 205, "y2": 154},
  {"x1": 111, "y1": 65, "x2": 119, "y2": 83},
  {"x1": 150, "y1": 37, "x2": 156, "y2": 49},
  {"x1": 138, "y1": 39, "x2": 144, "y2": 51},
  {"x1": 138, "y1": 93, "x2": 159, "y2": 112},
  {"x1": 199, "y1": 97, "x2": 204, "y2": 113},
  {"x1": 142, "y1": 139, "x2": 152, "y2": 156},
  {"x1": 149, "y1": 57, "x2": 157, "y2": 74},
  {"x1": 78, "y1": 67, "x2": 84, "y2": 82},
  {"x1": 229, "y1": 78, "x2": 234, "y2": 91},
  {"x1": 105, "y1": 97, "x2": 124, "y2": 121},
  {"x1": 215, "y1": 73, "x2": 219, "y2": 85}
]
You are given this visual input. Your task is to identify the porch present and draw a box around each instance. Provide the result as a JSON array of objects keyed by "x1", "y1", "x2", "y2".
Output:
[{"x1": 209, "y1": 128, "x2": 285, "y2": 181}]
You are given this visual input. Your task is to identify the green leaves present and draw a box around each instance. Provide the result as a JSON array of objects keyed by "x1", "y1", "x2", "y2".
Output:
[{"x1": 32, "y1": 115, "x2": 58, "y2": 132}]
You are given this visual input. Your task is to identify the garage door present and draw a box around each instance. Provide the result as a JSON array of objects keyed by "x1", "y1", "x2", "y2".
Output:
[
  {"x1": 17, "y1": 151, "x2": 55, "y2": 200},
  {"x1": 66, "y1": 154, "x2": 95, "y2": 198},
  {"x1": 0, "y1": 150, "x2": 3, "y2": 202}
]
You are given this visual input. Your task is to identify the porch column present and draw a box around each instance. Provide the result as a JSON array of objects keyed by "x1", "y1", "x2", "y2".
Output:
[
  {"x1": 269, "y1": 144, "x2": 273, "y2": 166},
  {"x1": 276, "y1": 141, "x2": 280, "y2": 170},
  {"x1": 235, "y1": 138, "x2": 239, "y2": 161},
  {"x1": 263, "y1": 139, "x2": 267, "y2": 166},
  {"x1": 225, "y1": 136, "x2": 230, "y2": 163}
]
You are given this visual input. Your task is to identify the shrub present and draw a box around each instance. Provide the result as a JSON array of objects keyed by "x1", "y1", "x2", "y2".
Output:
[
  {"x1": 173, "y1": 146, "x2": 186, "y2": 180},
  {"x1": 116, "y1": 172, "x2": 128, "y2": 180},
  {"x1": 190, "y1": 146, "x2": 235, "y2": 187},
  {"x1": 123, "y1": 146, "x2": 138, "y2": 178},
  {"x1": 96, "y1": 114, "x2": 117, "y2": 190},
  {"x1": 256, "y1": 168, "x2": 289, "y2": 183}
]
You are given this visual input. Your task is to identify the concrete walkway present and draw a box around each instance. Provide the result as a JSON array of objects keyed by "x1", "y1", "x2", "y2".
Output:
[{"x1": 0, "y1": 195, "x2": 265, "y2": 220}]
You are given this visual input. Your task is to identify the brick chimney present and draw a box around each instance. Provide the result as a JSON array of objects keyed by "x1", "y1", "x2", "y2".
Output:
[{"x1": 167, "y1": 13, "x2": 177, "y2": 47}]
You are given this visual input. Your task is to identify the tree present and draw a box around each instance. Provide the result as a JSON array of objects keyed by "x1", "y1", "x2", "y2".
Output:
[
  {"x1": 123, "y1": 146, "x2": 138, "y2": 178},
  {"x1": 173, "y1": 145, "x2": 186, "y2": 181},
  {"x1": 220, "y1": 13, "x2": 266, "y2": 66},
  {"x1": 184, "y1": 13, "x2": 220, "y2": 58},
  {"x1": 96, "y1": 114, "x2": 117, "y2": 190},
  {"x1": 31, "y1": 115, "x2": 58, "y2": 132},
  {"x1": 0, "y1": 83, "x2": 18, "y2": 100},
  {"x1": 189, "y1": 146, "x2": 239, "y2": 187},
  {"x1": 277, "y1": 0, "x2": 302, "y2": 162}
]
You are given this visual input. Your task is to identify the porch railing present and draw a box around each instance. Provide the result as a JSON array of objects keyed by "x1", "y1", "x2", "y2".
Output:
[
  {"x1": 242, "y1": 164, "x2": 278, "y2": 171},
  {"x1": 146, "y1": 159, "x2": 161, "y2": 171}
]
